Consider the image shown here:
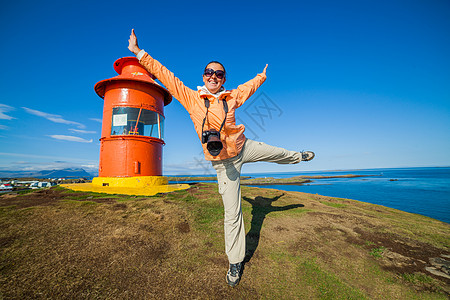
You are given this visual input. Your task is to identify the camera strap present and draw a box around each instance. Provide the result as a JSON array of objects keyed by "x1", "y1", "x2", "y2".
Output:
[{"x1": 201, "y1": 96, "x2": 228, "y2": 134}]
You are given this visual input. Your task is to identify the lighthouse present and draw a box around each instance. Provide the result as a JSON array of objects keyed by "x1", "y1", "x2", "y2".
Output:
[{"x1": 62, "y1": 57, "x2": 189, "y2": 195}]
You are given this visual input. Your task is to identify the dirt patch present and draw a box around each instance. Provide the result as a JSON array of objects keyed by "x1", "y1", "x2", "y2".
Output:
[
  {"x1": 83, "y1": 197, "x2": 117, "y2": 204},
  {"x1": 0, "y1": 188, "x2": 100, "y2": 208},
  {"x1": 209, "y1": 256, "x2": 228, "y2": 267},
  {"x1": 0, "y1": 189, "x2": 61, "y2": 208},
  {"x1": 350, "y1": 227, "x2": 450, "y2": 285},
  {"x1": 110, "y1": 203, "x2": 127, "y2": 210},
  {"x1": 176, "y1": 221, "x2": 190, "y2": 233},
  {"x1": 274, "y1": 225, "x2": 289, "y2": 232},
  {"x1": 314, "y1": 225, "x2": 347, "y2": 235},
  {"x1": 0, "y1": 235, "x2": 19, "y2": 248},
  {"x1": 0, "y1": 188, "x2": 132, "y2": 209},
  {"x1": 288, "y1": 237, "x2": 318, "y2": 254},
  {"x1": 187, "y1": 183, "x2": 219, "y2": 200},
  {"x1": 116, "y1": 235, "x2": 170, "y2": 261}
]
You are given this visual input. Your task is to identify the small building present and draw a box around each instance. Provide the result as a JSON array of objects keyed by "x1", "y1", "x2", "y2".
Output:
[
  {"x1": 0, "y1": 184, "x2": 13, "y2": 191},
  {"x1": 29, "y1": 182, "x2": 57, "y2": 189}
]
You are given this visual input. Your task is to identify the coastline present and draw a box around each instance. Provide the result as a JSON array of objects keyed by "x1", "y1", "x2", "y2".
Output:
[
  {"x1": 240, "y1": 175, "x2": 378, "y2": 185},
  {"x1": 167, "y1": 174, "x2": 376, "y2": 184},
  {"x1": 168, "y1": 168, "x2": 450, "y2": 224}
]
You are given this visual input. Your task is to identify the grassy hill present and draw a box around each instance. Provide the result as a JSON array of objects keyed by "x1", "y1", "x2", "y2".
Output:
[{"x1": 1, "y1": 184, "x2": 449, "y2": 299}]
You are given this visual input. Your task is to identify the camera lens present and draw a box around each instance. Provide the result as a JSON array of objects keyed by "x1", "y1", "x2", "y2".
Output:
[{"x1": 205, "y1": 130, "x2": 223, "y2": 156}]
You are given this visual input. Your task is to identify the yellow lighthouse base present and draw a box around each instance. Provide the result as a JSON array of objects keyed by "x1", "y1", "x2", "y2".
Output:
[{"x1": 61, "y1": 176, "x2": 190, "y2": 196}]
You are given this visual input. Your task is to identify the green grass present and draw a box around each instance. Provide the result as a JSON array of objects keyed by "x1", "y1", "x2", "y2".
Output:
[
  {"x1": 320, "y1": 200, "x2": 348, "y2": 208},
  {"x1": 0, "y1": 206, "x2": 17, "y2": 214},
  {"x1": 268, "y1": 252, "x2": 368, "y2": 299},
  {"x1": 402, "y1": 273, "x2": 433, "y2": 284},
  {"x1": 268, "y1": 207, "x2": 311, "y2": 218},
  {"x1": 170, "y1": 189, "x2": 224, "y2": 237},
  {"x1": 16, "y1": 189, "x2": 35, "y2": 195},
  {"x1": 194, "y1": 205, "x2": 223, "y2": 225},
  {"x1": 370, "y1": 246, "x2": 386, "y2": 258},
  {"x1": 300, "y1": 259, "x2": 368, "y2": 300},
  {"x1": 56, "y1": 186, "x2": 143, "y2": 200}
]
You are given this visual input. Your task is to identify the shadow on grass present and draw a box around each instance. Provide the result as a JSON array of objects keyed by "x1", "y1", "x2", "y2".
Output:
[{"x1": 243, "y1": 193, "x2": 304, "y2": 264}]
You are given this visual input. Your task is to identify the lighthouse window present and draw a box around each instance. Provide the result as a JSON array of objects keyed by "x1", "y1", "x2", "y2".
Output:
[{"x1": 111, "y1": 107, "x2": 165, "y2": 139}]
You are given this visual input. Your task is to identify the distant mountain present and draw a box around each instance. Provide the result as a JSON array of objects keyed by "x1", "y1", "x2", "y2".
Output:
[
  {"x1": 0, "y1": 168, "x2": 93, "y2": 179},
  {"x1": 34, "y1": 168, "x2": 93, "y2": 179}
]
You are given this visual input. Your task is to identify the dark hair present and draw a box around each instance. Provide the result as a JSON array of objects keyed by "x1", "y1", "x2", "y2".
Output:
[{"x1": 204, "y1": 61, "x2": 226, "y2": 76}]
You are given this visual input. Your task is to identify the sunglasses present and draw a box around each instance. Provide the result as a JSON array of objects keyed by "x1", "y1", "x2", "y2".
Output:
[{"x1": 203, "y1": 68, "x2": 226, "y2": 79}]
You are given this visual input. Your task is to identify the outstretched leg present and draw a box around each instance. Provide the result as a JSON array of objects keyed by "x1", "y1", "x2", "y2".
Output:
[{"x1": 241, "y1": 139, "x2": 308, "y2": 164}]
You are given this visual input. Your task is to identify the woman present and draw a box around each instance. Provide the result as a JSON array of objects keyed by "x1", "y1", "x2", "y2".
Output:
[{"x1": 128, "y1": 29, "x2": 314, "y2": 287}]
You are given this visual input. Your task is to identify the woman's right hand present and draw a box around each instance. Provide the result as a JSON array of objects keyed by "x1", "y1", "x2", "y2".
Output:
[{"x1": 128, "y1": 29, "x2": 141, "y2": 55}]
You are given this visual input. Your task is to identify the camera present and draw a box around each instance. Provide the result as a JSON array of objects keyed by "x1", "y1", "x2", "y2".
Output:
[{"x1": 202, "y1": 129, "x2": 223, "y2": 156}]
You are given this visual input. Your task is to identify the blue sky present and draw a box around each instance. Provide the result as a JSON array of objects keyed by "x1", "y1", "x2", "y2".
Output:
[{"x1": 0, "y1": 0, "x2": 449, "y2": 176}]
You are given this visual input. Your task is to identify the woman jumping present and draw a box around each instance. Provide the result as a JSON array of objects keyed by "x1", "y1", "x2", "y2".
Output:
[{"x1": 128, "y1": 29, "x2": 314, "y2": 287}]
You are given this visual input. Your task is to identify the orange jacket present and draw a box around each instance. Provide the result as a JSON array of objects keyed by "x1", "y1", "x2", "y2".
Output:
[{"x1": 139, "y1": 52, "x2": 266, "y2": 161}]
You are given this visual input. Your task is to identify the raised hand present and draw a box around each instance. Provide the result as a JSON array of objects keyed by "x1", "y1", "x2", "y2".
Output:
[
  {"x1": 262, "y1": 64, "x2": 268, "y2": 75},
  {"x1": 128, "y1": 29, "x2": 141, "y2": 55}
]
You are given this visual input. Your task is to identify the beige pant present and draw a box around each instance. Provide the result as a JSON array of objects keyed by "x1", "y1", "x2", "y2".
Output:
[{"x1": 211, "y1": 139, "x2": 302, "y2": 263}]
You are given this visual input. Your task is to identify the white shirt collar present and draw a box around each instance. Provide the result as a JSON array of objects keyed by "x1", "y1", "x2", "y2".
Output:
[{"x1": 197, "y1": 85, "x2": 230, "y2": 99}]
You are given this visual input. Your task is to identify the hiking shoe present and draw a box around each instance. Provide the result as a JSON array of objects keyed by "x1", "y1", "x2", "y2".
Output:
[
  {"x1": 226, "y1": 262, "x2": 242, "y2": 287},
  {"x1": 301, "y1": 151, "x2": 315, "y2": 161}
]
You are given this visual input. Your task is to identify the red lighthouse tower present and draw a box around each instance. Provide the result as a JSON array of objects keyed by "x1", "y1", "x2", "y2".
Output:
[
  {"x1": 94, "y1": 56, "x2": 170, "y2": 179},
  {"x1": 62, "y1": 57, "x2": 189, "y2": 195}
]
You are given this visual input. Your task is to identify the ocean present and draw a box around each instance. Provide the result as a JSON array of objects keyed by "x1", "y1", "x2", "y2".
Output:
[{"x1": 240, "y1": 167, "x2": 450, "y2": 224}]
